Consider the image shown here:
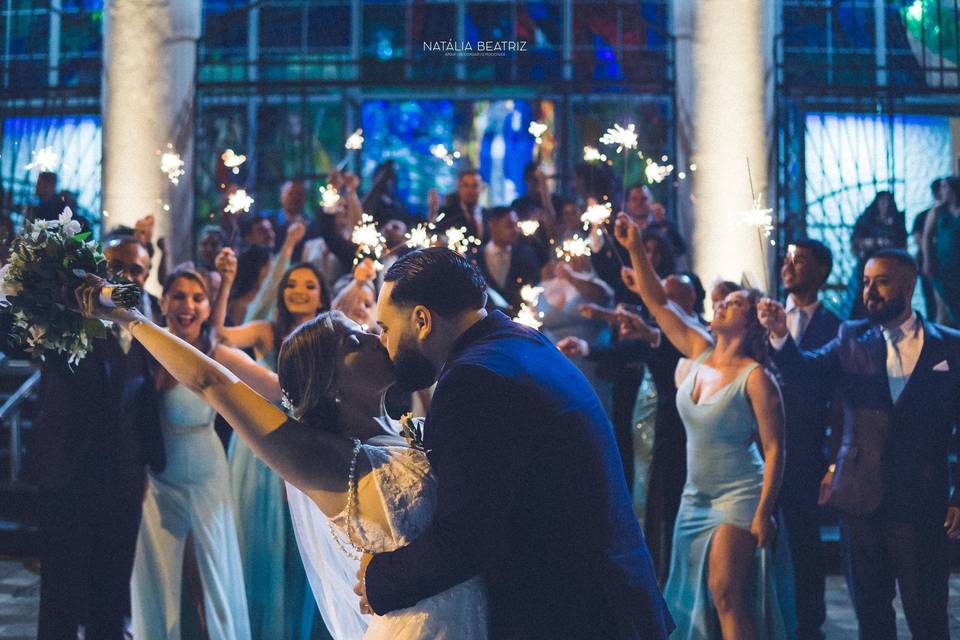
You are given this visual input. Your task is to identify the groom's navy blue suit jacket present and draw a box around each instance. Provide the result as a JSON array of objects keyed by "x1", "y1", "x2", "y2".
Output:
[{"x1": 366, "y1": 311, "x2": 673, "y2": 639}]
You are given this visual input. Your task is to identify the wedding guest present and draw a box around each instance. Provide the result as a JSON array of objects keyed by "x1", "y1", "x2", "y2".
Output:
[
  {"x1": 511, "y1": 162, "x2": 560, "y2": 227},
  {"x1": 228, "y1": 245, "x2": 273, "y2": 326},
  {"x1": 303, "y1": 170, "x2": 363, "y2": 283},
  {"x1": 848, "y1": 191, "x2": 906, "y2": 318},
  {"x1": 759, "y1": 248, "x2": 960, "y2": 640},
  {"x1": 131, "y1": 269, "x2": 274, "y2": 640},
  {"x1": 197, "y1": 225, "x2": 226, "y2": 272},
  {"x1": 211, "y1": 251, "x2": 327, "y2": 639},
  {"x1": 26, "y1": 171, "x2": 64, "y2": 222},
  {"x1": 332, "y1": 259, "x2": 379, "y2": 330},
  {"x1": 710, "y1": 280, "x2": 742, "y2": 317},
  {"x1": 912, "y1": 178, "x2": 944, "y2": 320},
  {"x1": 473, "y1": 207, "x2": 543, "y2": 314},
  {"x1": 777, "y1": 239, "x2": 841, "y2": 640},
  {"x1": 615, "y1": 212, "x2": 792, "y2": 639},
  {"x1": 34, "y1": 237, "x2": 164, "y2": 640},
  {"x1": 642, "y1": 229, "x2": 676, "y2": 278},
  {"x1": 558, "y1": 273, "x2": 704, "y2": 581},
  {"x1": 538, "y1": 257, "x2": 615, "y2": 418},
  {"x1": 624, "y1": 184, "x2": 686, "y2": 258},
  {"x1": 264, "y1": 180, "x2": 313, "y2": 261},
  {"x1": 572, "y1": 161, "x2": 616, "y2": 207},
  {"x1": 434, "y1": 169, "x2": 486, "y2": 239},
  {"x1": 239, "y1": 213, "x2": 277, "y2": 252},
  {"x1": 363, "y1": 160, "x2": 410, "y2": 224},
  {"x1": 923, "y1": 176, "x2": 960, "y2": 327}
]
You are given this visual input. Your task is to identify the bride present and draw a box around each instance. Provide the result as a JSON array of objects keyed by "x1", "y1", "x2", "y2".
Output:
[{"x1": 75, "y1": 280, "x2": 488, "y2": 640}]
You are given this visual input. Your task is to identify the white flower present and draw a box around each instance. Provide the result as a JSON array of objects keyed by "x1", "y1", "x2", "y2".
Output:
[
  {"x1": 58, "y1": 206, "x2": 82, "y2": 237},
  {"x1": 26, "y1": 325, "x2": 46, "y2": 347}
]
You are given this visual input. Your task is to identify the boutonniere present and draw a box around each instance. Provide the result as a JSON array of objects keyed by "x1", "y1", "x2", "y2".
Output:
[{"x1": 399, "y1": 412, "x2": 427, "y2": 452}]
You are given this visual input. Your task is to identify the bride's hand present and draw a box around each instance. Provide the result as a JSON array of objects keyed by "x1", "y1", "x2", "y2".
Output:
[
  {"x1": 73, "y1": 275, "x2": 141, "y2": 327},
  {"x1": 751, "y1": 512, "x2": 777, "y2": 549}
]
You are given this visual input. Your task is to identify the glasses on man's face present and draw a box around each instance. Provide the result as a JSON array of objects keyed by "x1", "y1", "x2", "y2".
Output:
[{"x1": 109, "y1": 261, "x2": 146, "y2": 278}]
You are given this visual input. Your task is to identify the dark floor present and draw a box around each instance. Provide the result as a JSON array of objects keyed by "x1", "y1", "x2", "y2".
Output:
[{"x1": 0, "y1": 559, "x2": 958, "y2": 639}]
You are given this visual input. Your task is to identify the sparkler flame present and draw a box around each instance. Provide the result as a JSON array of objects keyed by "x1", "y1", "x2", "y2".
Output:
[
  {"x1": 319, "y1": 184, "x2": 341, "y2": 209},
  {"x1": 345, "y1": 129, "x2": 364, "y2": 150},
  {"x1": 514, "y1": 303, "x2": 543, "y2": 330},
  {"x1": 738, "y1": 193, "x2": 774, "y2": 238},
  {"x1": 644, "y1": 159, "x2": 675, "y2": 184},
  {"x1": 160, "y1": 150, "x2": 185, "y2": 185},
  {"x1": 528, "y1": 121, "x2": 548, "y2": 145},
  {"x1": 405, "y1": 224, "x2": 436, "y2": 249},
  {"x1": 518, "y1": 220, "x2": 540, "y2": 236},
  {"x1": 520, "y1": 284, "x2": 544, "y2": 306},
  {"x1": 555, "y1": 235, "x2": 592, "y2": 262},
  {"x1": 26, "y1": 146, "x2": 59, "y2": 172},
  {"x1": 221, "y1": 149, "x2": 247, "y2": 174},
  {"x1": 351, "y1": 214, "x2": 386, "y2": 260},
  {"x1": 225, "y1": 189, "x2": 254, "y2": 214},
  {"x1": 444, "y1": 226, "x2": 481, "y2": 255},
  {"x1": 581, "y1": 202, "x2": 613, "y2": 228},
  {"x1": 430, "y1": 144, "x2": 460, "y2": 167},
  {"x1": 582, "y1": 146, "x2": 606, "y2": 163},
  {"x1": 599, "y1": 123, "x2": 638, "y2": 154}
]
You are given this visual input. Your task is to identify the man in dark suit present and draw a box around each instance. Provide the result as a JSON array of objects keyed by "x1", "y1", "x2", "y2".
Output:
[
  {"x1": 434, "y1": 169, "x2": 487, "y2": 240},
  {"x1": 33, "y1": 236, "x2": 164, "y2": 640},
  {"x1": 776, "y1": 239, "x2": 842, "y2": 640},
  {"x1": 759, "y1": 248, "x2": 960, "y2": 640},
  {"x1": 473, "y1": 207, "x2": 544, "y2": 315},
  {"x1": 361, "y1": 248, "x2": 674, "y2": 639}
]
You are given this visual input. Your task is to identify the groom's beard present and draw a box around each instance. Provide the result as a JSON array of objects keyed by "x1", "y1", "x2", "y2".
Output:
[{"x1": 391, "y1": 336, "x2": 438, "y2": 393}]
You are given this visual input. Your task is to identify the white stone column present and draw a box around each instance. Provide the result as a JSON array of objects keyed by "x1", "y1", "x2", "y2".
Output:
[
  {"x1": 102, "y1": 0, "x2": 201, "y2": 286},
  {"x1": 680, "y1": 0, "x2": 776, "y2": 293}
]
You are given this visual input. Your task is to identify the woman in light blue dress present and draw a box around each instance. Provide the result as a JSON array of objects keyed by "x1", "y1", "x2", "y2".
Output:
[
  {"x1": 613, "y1": 214, "x2": 793, "y2": 639},
  {"x1": 212, "y1": 256, "x2": 330, "y2": 639},
  {"x1": 132, "y1": 270, "x2": 280, "y2": 640}
]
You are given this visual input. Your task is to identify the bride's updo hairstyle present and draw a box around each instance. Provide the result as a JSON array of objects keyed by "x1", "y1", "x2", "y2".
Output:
[{"x1": 277, "y1": 310, "x2": 350, "y2": 430}]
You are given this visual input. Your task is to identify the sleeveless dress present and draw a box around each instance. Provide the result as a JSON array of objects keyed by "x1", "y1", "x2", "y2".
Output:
[
  {"x1": 131, "y1": 382, "x2": 251, "y2": 640},
  {"x1": 228, "y1": 345, "x2": 321, "y2": 639},
  {"x1": 931, "y1": 208, "x2": 960, "y2": 325},
  {"x1": 287, "y1": 433, "x2": 489, "y2": 639},
  {"x1": 664, "y1": 349, "x2": 793, "y2": 639}
]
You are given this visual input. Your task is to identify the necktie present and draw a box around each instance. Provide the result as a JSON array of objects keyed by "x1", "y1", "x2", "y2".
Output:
[
  {"x1": 494, "y1": 249, "x2": 510, "y2": 288},
  {"x1": 885, "y1": 327, "x2": 906, "y2": 402},
  {"x1": 790, "y1": 307, "x2": 808, "y2": 343}
]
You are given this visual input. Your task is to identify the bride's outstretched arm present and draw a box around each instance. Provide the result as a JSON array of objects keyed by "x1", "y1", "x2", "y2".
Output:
[{"x1": 76, "y1": 284, "x2": 362, "y2": 517}]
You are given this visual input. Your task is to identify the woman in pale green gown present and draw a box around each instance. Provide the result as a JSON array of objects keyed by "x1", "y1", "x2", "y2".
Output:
[
  {"x1": 212, "y1": 251, "x2": 331, "y2": 639},
  {"x1": 613, "y1": 213, "x2": 793, "y2": 640}
]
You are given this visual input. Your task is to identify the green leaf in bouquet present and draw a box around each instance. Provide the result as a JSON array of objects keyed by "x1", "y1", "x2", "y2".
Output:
[
  {"x1": 71, "y1": 232, "x2": 92, "y2": 243},
  {"x1": 82, "y1": 317, "x2": 107, "y2": 339}
]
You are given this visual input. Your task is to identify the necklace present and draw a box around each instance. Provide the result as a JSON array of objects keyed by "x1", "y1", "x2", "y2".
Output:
[{"x1": 327, "y1": 438, "x2": 378, "y2": 561}]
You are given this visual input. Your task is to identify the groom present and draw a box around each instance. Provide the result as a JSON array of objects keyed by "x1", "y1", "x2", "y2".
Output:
[{"x1": 358, "y1": 248, "x2": 673, "y2": 638}]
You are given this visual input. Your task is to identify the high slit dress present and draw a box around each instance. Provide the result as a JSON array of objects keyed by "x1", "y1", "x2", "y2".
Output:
[{"x1": 663, "y1": 349, "x2": 795, "y2": 639}]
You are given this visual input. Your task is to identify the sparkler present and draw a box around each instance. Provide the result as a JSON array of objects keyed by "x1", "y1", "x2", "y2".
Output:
[
  {"x1": 580, "y1": 201, "x2": 625, "y2": 268},
  {"x1": 583, "y1": 146, "x2": 606, "y2": 163},
  {"x1": 319, "y1": 184, "x2": 341, "y2": 210},
  {"x1": 518, "y1": 220, "x2": 540, "y2": 237},
  {"x1": 430, "y1": 144, "x2": 461, "y2": 167},
  {"x1": 600, "y1": 123, "x2": 640, "y2": 223},
  {"x1": 336, "y1": 128, "x2": 365, "y2": 171},
  {"x1": 160, "y1": 147, "x2": 185, "y2": 185},
  {"x1": 26, "y1": 146, "x2": 59, "y2": 172},
  {"x1": 405, "y1": 223, "x2": 436, "y2": 249},
  {"x1": 221, "y1": 149, "x2": 247, "y2": 174},
  {"x1": 644, "y1": 159, "x2": 674, "y2": 184},
  {"x1": 225, "y1": 189, "x2": 255, "y2": 215},
  {"x1": 444, "y1": 226, "x2": 481, "y2": 255},
  {"x1": 528, "y1": 121, "x2": 547, "y2": 145},
  {"x1": 514, "y1": 285, "x2": 545, "y2": 330},
  {"x1": 555, "y1": 235, "x2": 592, "y2": 262},
  {"x1": 742, "y1": 157, "x2": 774, "y2": 292},
  {"x1": 351, "y1": 213, "x2": 386, "y2": 262}
]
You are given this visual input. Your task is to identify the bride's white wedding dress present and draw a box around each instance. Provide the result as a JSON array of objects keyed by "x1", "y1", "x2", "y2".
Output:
[{"x1": 286, "y1": 432, "x2": 488, "y2": 639}]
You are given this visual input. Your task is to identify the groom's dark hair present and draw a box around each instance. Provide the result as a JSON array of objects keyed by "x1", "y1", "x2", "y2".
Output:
[{"x1": 384, "y1": 248, "x2": 487, "y2": 318}]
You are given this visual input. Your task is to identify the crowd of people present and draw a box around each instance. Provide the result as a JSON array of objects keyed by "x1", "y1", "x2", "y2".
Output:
[{"x1": 12, "y1": 159, "x2": 960, "y2": 640}]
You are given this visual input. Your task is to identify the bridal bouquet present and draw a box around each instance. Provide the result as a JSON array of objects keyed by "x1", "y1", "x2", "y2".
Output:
[{"x1": 0, "y1": 207, "x2": 142, "y2": 365}]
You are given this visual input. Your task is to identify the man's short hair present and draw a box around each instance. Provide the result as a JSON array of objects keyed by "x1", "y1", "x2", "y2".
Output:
[
  {"x1": 486, "y1": 206, "x2": 513, "y2": 222},
  {"x1": 384, "y1": 248, "x2": 487, "y2": 318},
  {"x1": 792, "y1": 238, "x2": 833, "y2": 283},
  {"x1": 931, "y1": 177, "x2": 944, "y2": 199},
  {"x1": 37, "y1": 171, "x2": 57, "y2": 186},
  {"x1": 868, "y1": 248, "x2": 918, "y2": 278},
  {"x1": 457, "y1": 169, "x2": 481, "y2": 182},
  {"x1": 238, "y1": 212, "x2": 267, "y2": 238}
]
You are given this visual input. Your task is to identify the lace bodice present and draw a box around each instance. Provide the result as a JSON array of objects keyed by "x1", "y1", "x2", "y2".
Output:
[{"x1": 329, "y1": 441, "x2": 437, "y2": 552}]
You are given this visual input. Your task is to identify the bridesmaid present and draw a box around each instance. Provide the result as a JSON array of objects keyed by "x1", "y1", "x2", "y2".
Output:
[
  {"x1": 211, "y1": 250, "x2": 329, "y2": 639},
  {"x1": 132, "y1": 269, "x2": 276, "y2": 640},
  {"x1": 613, "y1": 213, "x2": 792, "y2": 640}
]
